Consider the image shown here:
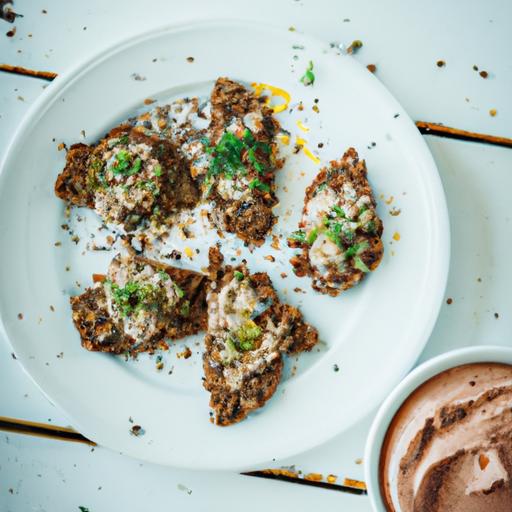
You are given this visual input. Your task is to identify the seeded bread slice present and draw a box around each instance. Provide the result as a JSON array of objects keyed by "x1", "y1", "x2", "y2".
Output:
[
  {"x1": 55, "y1": 126, "x2": 199, "y2": 232},
  {"x1": 203, "y1": 247, "x2": 318, "y2": 426},
  {"x1": 205, "y1": 78, "x2": 284, "y2": 246},
  {"x1": 54, "y1": 142, "x2": 95, "y2": 208},
  {"x1": 70, "y1": 253, "x2": 207, "y2": 356},
  {"x1": 289, "y1": 148, "x2": 384, "y2": 296}
]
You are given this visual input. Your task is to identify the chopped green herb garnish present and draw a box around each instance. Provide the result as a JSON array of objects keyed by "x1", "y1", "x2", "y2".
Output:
[
  {"x1": 332, "y1": 205, "x2": 346, "y2": 218},
  {"x1": 158, "y1": 270, "x2": 169, "y2": 281},
  {"x1": 203, "y1": 181, "x2": 214, "y2": 198},
  {"x1": 127, "y1": 157, "x2": 142, "y2": 176},
  {"x1": 366, "y1": 220, "x2": 376, "y2": 234},
  {"x1": 207, "y1": 131, "x2": 244, "y2": 179},
  {"x1": 343, "y1": 229, "x2": 356, "y2": 242},
  {"x1": 106, "y1": 280, "x2": 160, "y2": 318},
  {"x1": 354, "y1": 256, "x2": 370, "y2": 273},
  {"x1": 173, "y1": 283, "x2": 185, "y2": 298},
  {"x1": 78, "y1": 507, "x2": 90, "y2": 512},
  {"x1": 234, "y1": 271, "x2": 244, "y2": 281},
  {"x1": 345, "y1": 241, "x2": 369, "y2": 258},
  {"x1": 247, "y1": 147, "x2": 266, "y2": 174},
  {"x1": 153, "y1": 164, "x2": 162, "y2": 177},
  {"x1": 243, "y1": 128, "x2": 255, "y2": 144},
  {"x1": 136, "y1": 179, "x2": 160, "y2": 196},
  {"x1": 325, "y1": 220, "x2": 347, "y2": 247},
  {"x1": 306, "y1": 227, "x2": 319, "y2": 245},
  {"x1": 107, "y1": 135, "x2": 129, "y2": 149},
  {"x1": 248, "y1": 178, "x2": 270, "y2": 193},
  {"x1": 239, "y1": 340, "x2": 254, "y2": 351},
  {"x1": 86, "y1": 158, "x2": 106, "y2": 191},
  {"x1": 289, "y1": 230, "x2": 306, "y2": 244},
  {"x1": 206, "y1": 130, "x2": 270, "y2": 181},
  {"x1": 358, "y1": 205, "x2": 368, "y2": 216},
  {"x1": 223, "y1": 337, "x2": 240, "y2": 364},
  {"x1": 300, "y1": 60, "x2": 315, "y2": 86},
  {"x1": 111, "y1": 150, "x2": 142, "y2": 177},
  {"x1": 344, "y1": 245, "x2": 357, "y2": 258},
  {"x1": 324, "y1": 218, "x2": 359, "y2": 247},
  {"x1": 236, "y1": 321, "x2": 262, "y2": 351},
  {"x1": 325, "y1": 227, "x2": 341, "y2": 246},
  {"x1": 112, "y1": 150, "x2": 130, "y2": 172},
  {"x1": 180, "y1": 300, "x2": 190, "y2": 317}
]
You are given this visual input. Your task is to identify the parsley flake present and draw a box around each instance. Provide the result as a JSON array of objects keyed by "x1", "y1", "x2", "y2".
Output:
[
  {"x1": 173, "y1": 283, "x2": 185, "y2": 298},
  {"x1": 300, "y1": 61, "x2": 315, "y2": 86},
  {"x1": 306, "y1": 227, "x2": 319, "y2": 245},
  {"x1": 289, "y1": 230, "x2": 306, "y2": 244},
  {"x1": 248, "y1": 178, "x2": 270, "y2": 193},
  {"x1": 354, "y1": 256, "x2": 370, "y2": 273}
]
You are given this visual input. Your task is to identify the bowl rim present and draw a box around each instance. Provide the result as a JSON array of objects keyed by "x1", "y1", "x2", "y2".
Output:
[{"x1": 363, "y1": 344, "x2": 512, "y2": 511}]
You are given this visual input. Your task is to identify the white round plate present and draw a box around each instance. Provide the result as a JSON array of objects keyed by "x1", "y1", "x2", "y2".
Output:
[{"x1": 0, "y1": 20, "x2": 449, "y2": 470}]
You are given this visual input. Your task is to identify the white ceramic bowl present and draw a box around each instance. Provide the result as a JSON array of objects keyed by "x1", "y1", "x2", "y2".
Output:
[{"x1": 364, "y1": 345, "x2": 512, "y2": 511}]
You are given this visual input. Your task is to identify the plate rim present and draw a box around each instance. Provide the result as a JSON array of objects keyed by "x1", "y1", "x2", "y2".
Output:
[{"x1": 0, "y1": 18, "x2": 450, "y2": 469}]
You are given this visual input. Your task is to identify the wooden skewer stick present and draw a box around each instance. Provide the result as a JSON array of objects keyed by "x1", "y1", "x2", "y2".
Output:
[
  {"x1": 241, "y1": 470, "x2": 367, "y2": 495},
  {"x1": 0, "y1": 416, "x2": 95, "y2": 446},
  {"x1": 415, "y1": 121, "x2": 512, "y2": 148},
  {"x1": 0, "y1": 415, "x2": 367, "y2": 494},
  {"x1": 0, "y1": 64, "x2": 58, "y2": 81},
  {"x1": 0, "y1": 63, "x2": 511, "y2": 149}
]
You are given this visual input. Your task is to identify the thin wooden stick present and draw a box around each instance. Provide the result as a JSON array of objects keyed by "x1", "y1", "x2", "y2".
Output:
[
  {"x1": 0, "y1": 63, "x2": 511, "y2": 150},
  {"x1": 241, "y1": 470, "x2": 367, "y2": 495},
  {"x1": 0, "y1": 64, "x2": 57, "y2": 81},
  {"x1": 415, "y1": 121, "x2": 512, "y2": 148},
  {"x1": 0, "y1": 415, "x2": 369, "y2": 494},
  {"x1": 0, "y1": 416, "x2": 95, "y2": 446}
]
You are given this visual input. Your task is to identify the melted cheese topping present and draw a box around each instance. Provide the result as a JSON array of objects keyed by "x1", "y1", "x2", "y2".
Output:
[
  {"x1": 303, "y1": 187, "x2": 337, "y2": 230},
  {"x1": 105, "y1": 256, "x2": 178, "y2": 343},
  {"x1": 208, "y1": 277, "x2": 258, "y2": 332},
  {"x1": 216, "y1": 176, "x2": 250, "y2": 201},
  {"x1": 300, "y1": 176, "x2": 378, "y2": 273},
  {"x1": 222, "y1": 317, "x2": 286, "y2": 390},
  {"x1": 309, "y1": 233, "x2": 345, "y2": 271},
  {"x1": 207, "y1": 274, "x2": 295, "y2": 391},
  {"x1": 94, "y1": 142, "x2": 162, "y2": 229}
]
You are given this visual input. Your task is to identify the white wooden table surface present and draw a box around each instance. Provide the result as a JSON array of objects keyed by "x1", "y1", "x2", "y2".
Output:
[{"x1": 1, "y1": 1, "x2": 511, "y2": 511}]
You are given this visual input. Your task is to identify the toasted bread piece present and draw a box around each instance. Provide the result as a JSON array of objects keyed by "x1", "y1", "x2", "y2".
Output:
[
  {"x1": 70, "y1": 284, "x2": 132, "y2": 353},
  {"x1": 203, "y1": 247, "x2": 318, "y2": 425},
  {"x1": 288, "y1": 148, "x2": 384, "y2": 296},
  {"x1": 55, "y1": 79, "x2": 285, "y2": 244},
  {"x1": 129, "y1": 97, "x2": 212, "y2": 180},
  {"x1": 70, "y1": 253, "x2": 207, "y2": 355},
  {"x1": 204, "y1": 78, "x2": 284, "y2": 246},
  {"x1": 55, "y1": 126, "x2": 199, "y2": 232},
  {"x1": 55, "y1": 143, "x2": 95, "y2": 208}
]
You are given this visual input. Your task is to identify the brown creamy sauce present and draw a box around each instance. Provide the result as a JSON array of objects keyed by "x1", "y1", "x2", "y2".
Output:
[{"x1": 379, "y1": 362, "x2": 512, "y2": 512}]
